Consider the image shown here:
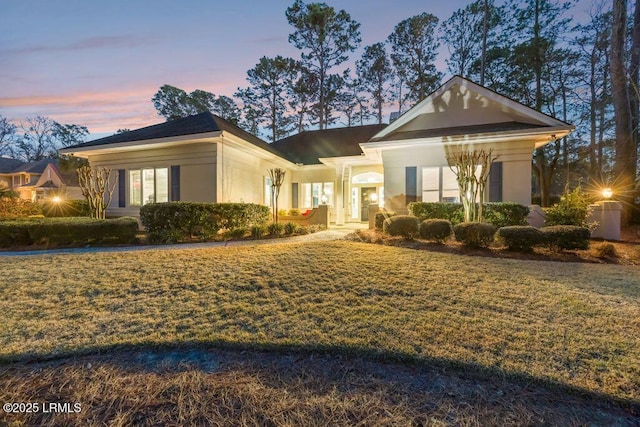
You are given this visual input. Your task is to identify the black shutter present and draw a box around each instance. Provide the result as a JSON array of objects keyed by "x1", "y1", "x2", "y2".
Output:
[
  {"x1": 170, "y1": 165, "x2": 180, "y2": 201},
  {"x1": 292, "y1": 183, "x2": 299, "y2": 209},
  {"x1": 405, "y1": 166, "x2": 417, "y2": 205},
  {"x1": 118, "y1": 169, "x2": 125, "y2": 207},
  {"x1": 488, "y1": 162, "x2": 503, "y2": 202}
]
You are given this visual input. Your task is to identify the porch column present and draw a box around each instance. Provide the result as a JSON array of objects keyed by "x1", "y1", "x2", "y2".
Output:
[{"x1": 335, "y1": 163, "x2": 345, "y2": 225}]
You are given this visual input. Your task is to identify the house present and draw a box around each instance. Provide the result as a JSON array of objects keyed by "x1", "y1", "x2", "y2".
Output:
[
  {"x1": 0, "y1": 158, "x2": 84, "y2": 201},
  {"x1": 60, "y1": 76, "x2": 574, "y2": 224}
]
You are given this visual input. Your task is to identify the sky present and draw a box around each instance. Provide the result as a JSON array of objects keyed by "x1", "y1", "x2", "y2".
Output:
[{"x1": 0, "y1": 0, "x2": 595, "y2": 139}]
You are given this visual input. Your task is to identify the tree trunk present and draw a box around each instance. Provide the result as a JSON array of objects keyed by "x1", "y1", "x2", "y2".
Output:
[
  {"x1": 611, "y1": 0, "x2": 636, "y2": 224},
  {"x1": 481, "y1": 0, "x2": 488, "y2": 85}
]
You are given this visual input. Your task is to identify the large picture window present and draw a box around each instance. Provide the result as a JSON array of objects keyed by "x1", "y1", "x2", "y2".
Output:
[
  {"x1": 129, "y1": 168, "x2": 168, "y2": 206},
  {"x1": 422, "y1": 166, "x2": 479, "y2": 203}
]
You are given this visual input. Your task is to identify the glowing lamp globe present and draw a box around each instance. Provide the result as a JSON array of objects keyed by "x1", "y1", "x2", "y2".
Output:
[
  {"x1": 52, "y1": 196, "x2": 62, "y2": 203},
  {"x1": 601, "y1": 188, "x2": 613, "y2": 199}
]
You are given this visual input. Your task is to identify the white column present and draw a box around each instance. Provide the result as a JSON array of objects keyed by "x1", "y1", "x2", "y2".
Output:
[{"x1": 335, "y1": 163, "x2": 345, "y2": 225}]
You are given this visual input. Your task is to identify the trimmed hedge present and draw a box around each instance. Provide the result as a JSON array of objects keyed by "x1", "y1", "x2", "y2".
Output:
[
  {"x1": 0, "y1": 197, "x2": 42, "y2": 219},
  {"x1": 139, "y1": 202, "x2": 270, "y2": 242},
  {"x1": 383, "y1": 215, "x2": 420, "y2": 239},
  {"x1": 419, "y1": 219, "x2": 452, "y2": 243},
  {"x1": 0, "y1": 217, "x2": 138, "y2": 247},
  {"x1": 453, "y1": 222, "x2": 497, "y2": 248},
  {"x1": 541, "y1": 225, "x2": 590, "y2": 251},
  {"x1": 374, "y1": 211, "x2": 396, "y2": 231},
  {"x1": 408, "y1": 202, "x2": 529, "y2": 228},
  {"x1": 497, "y1": 226, "x2": 544, "y2": 251}
]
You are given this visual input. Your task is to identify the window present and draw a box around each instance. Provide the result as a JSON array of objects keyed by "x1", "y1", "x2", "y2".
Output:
[
  {"x1": 301, "y1": 182, "x2": 333, "y2": 208},
  {"x1": 264, "y1": 176, "x2": 273, "y2": 207},
  {"x1": 129, "y1": 168, "x2": 168, "y2": 206},
  {"x1": 422, "y1": 166, "x2": 480, "y2": 203}
]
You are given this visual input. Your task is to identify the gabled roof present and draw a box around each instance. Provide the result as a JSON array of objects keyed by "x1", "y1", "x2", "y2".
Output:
[
  {"x1": 63, "y1": 112, "x2": 285, "y2": 159},
  {"x1": 369, "y1": 75, "x2": 573, "y2": 144},
  {"x1": 272, "y1": 124, "x2": 387, "y2": 165},
  {"x1": 10, "y1": 158, "x2": 56, "y2": 174},
  {"x1": 0, "y1": 158, "x2": 24, "y2": 173}
]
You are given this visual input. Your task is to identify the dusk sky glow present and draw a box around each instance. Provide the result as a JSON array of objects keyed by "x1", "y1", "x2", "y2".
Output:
[{"x1": 1, "y1": 0, "x2": 593, "y2": 139}]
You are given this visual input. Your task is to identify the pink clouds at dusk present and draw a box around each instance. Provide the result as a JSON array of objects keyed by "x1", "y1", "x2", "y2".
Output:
[{"x1": 1, "y1": 0, "x2": 592, "y2": 138}]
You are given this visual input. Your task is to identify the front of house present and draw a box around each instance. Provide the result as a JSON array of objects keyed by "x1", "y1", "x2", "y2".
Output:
[{"x1": 60, "y1": 76, "x2": 574, "y2": 224}]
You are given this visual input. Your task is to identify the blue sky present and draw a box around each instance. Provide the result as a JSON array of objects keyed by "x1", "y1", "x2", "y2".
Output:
[{"x1": 0, "y1": 0, "x2": 593, "y2": 137}]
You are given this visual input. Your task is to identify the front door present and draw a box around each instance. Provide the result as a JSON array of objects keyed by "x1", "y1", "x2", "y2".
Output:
[{"x1": 360, "y1": 187, "x2": 377, "y2": 221}]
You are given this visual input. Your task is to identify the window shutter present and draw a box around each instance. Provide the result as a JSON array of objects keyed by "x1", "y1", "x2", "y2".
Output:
[
  {"x1": 291, "y1": 183, "x2": 299, "y2": 209},
  {"x1": 405, "y1": 167, "x2": 417, "y2": 204},
  {"x1": 170, "y1": 165, "x2": 180, "y2": 201},
  {"x1": 488, "y1": 162, "x2": 503, "y2": 202},
  {"x1": 118, "y1": 169, "x2": 125, "y2": 207}
]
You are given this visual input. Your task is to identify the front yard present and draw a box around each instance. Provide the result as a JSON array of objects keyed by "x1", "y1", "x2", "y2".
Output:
[{"x1": 1, "y1": 241, "x2": 638, "y2": 401}]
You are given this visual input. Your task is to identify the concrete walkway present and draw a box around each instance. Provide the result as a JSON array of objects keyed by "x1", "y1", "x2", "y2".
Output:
[{"x1": 0, "y1": 223, "x2": 367, "y2": 257}]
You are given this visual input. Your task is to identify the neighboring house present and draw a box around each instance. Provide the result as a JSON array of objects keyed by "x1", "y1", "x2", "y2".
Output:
[
  {"x1": 60, "y1": 76, "x2": 574, "y2": 224},
  {"x1": 0, "y1": 158, "x2": 83, "y2": 201}
]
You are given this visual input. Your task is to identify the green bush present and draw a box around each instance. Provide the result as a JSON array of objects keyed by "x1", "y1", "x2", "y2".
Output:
[
  {"x1": 541, "y1": 225, "x2": 590, "y2": 251},
  {"x1": 483, "y1": 203, "x2": 529, "y2": 228},
  {"x1": 419, "y1": 219, "x2": 452, "y2": 243},
  {"x1": 497, "y1": 226, "x2": 543, "y2": 251},
  {"x1": 453, "y1": 222, "x2": 497, "y2": 248},
  {"x1": 283, "y1": 222, "x2": 296, "y2": 235},
  {"x1": 42, "y1": 199, "x2": 91, "y2": 217},
  {"x1": 592, "y1": 242, "x2": 617, "y2": 258},
  {"x1": 0, "y1": 217, "x2": 138, "y2": 247},
  {"x1": 267, "y1": 222, "x2": 284, "y2": 236},
  {"x1": 139, "y1": 202, "x2": 270, "y2": 242},
  {"x1": 251, "y1": 225, "x2": 266, "y2": 239},
  {"x1": 295, "y1": 225, "x2": 310, "y2": 235},
  {"x1": 544, "y1": 185, "x2": 593, "y2": 227},
  {"x1": 408, "y1": 202, "x2": 463, "y2": 224},
  {"x1": 409, "y1": 202, "x2": 529, "y2": 227},
  {"x1": 383, "y1": 215, "x2": 420, "y2": 239},
  {"x1": 224, "y1": 227, "x2": 247, "y2": 240},
  {"x1": 374, "y1": 211, "x2": 396, "y2": 231},
  {"x1": 0, "y1": 197, "x2": 42, "y2": 219}
]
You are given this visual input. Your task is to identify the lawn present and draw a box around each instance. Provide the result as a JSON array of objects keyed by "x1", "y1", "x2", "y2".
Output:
[{"x1": 1, "y1": 241, "x2": 639, "y2": 408}]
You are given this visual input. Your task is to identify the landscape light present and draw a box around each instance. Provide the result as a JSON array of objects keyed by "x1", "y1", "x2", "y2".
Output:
[
  {"x1": 52, "y1": 196, "x2": 62, "y2": 203},
  {"x1": 601, "y1": 188, "x2": 613, "y2": 199}
]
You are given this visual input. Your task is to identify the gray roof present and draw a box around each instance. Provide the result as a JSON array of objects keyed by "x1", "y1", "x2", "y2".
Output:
[
  {"x1": 64, "y1": 112, "x2": 285, "y2": 159},
  {"x1": 369, "y1": 122, "x2": 548, "y2": 142},
  {"x1": 272, "y1": 124, "x2": 387, "y2": 165},
  {"x1": 0, "y1": 158, "x2": 24, "y2": 173}
]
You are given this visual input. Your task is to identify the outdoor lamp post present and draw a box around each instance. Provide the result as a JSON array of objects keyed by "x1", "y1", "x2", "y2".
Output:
[{"x1": 601, "y1": 188, "x2": 613, "y2": 199}]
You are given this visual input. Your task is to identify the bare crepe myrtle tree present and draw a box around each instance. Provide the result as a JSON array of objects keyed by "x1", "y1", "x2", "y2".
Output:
[
  {"x1": 77, "y1": 166, "x2": 118, "y2": 219},
  {"x1": 446, "y1": 148, "x2": 497, "y2": 222},
  {"x1": 268, "y1": 168, "x2": 286, "y2": 223}
]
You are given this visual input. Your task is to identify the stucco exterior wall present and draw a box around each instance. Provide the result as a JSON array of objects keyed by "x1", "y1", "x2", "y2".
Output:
[
  {"x1": 381, "y1": 139, "x2": 536, "y2": 212},
  {"x1": 88, "y1": 142, "x2": 217, "y2": 216}
]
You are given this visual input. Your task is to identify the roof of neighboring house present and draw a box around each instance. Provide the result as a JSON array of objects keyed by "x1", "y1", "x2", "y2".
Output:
[
  {"x1": 10, "y1": 158, "x2": 57, "y2": 174},
  {"x1": 371, "y1": 122, "x2": 548, "y2": 142},
  {"x1": 63, "y1": 112, "x2": 286, "y2": 159},
  {"x1": 0, "y1": 157, "x2": 24, "y2": 173},
  {"x1": 272, "y1": 124, "x2": 388, "y2": 165},
  {"x1": 36, "y1": 180, "x2": 58, "y2": 189}
]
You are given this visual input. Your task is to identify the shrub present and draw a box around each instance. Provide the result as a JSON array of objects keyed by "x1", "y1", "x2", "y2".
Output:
[
  {"x1": 267, "y1": 222, "x2": 284, "y2": 236},
  {"x1": 483, "y1": 203, "x2": 529, "y2": 228},
  {"x1": 283, "y1": 222, "x2": 296, "y2": 235},
  {"x1": 453, "y1": 222, "x2": 497, "y2": 248},
  {"x1": 419, "y1": 219, "x2": 452, "y2": 243},
  {"x1": 42, "y1": 199, "x2": 91, "y2": 217},
  {"x1": 591, "y1": 242, "x2": 618, "y2": 258},
  {"x1": 544, "y1": 185, "x2": 593, "y2": 227},
  {"x1": 408, "y1": 202, "x2": 463, "y2": 224},
  {"x1": 497, "y1": 226, "x2": 543, "y2": 251},
  {"x1": 374, "y1": 211, "x2": 396, "y2": 231},
  {"x1": 383, "y1": 215, "x2": 420, "y2": 239},
  {"x1": 288, "y1": 209, "x2": 300, "y2": 216},
  {"x1": 0, "y1": 197, "x2": 42, "y2": 219},
  {"x1": 0, "y1": 217, "x2": 138, "y2": 247},
  {"x1": 224, "y1": 227, "x2": 247, "y2": 240},
  {"x1": 295, "y1": 225, "x2": 310, "y2": 235},
  {"x1": 541, "y1": 225, "x2": 590, "y2": 251},
  {"x1": 140, "y1": 202, "x2": 269, "y2": 242},
  {"x1": 250, "y1": 225, "x2": 266, "y2": 239}
]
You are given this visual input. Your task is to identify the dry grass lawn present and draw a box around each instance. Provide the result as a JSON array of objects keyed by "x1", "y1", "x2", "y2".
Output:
[{"x1": 0, "y1": 241, "x2": 639, "y2": 422}]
